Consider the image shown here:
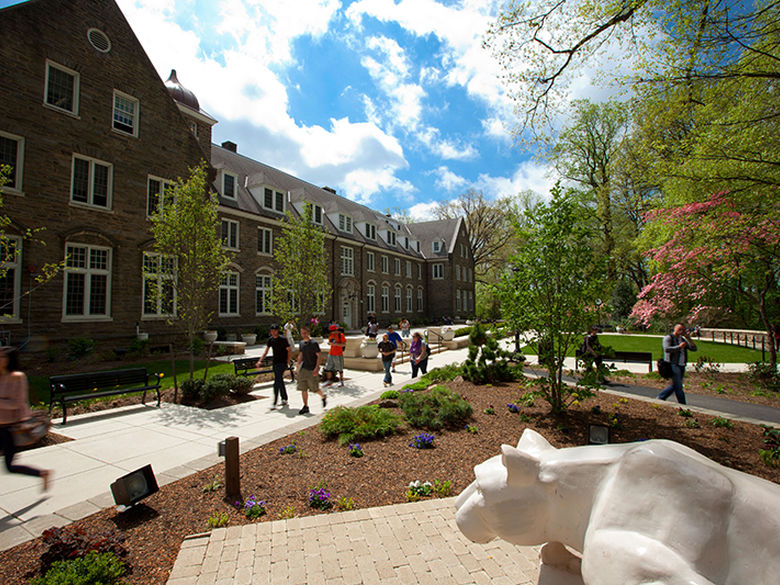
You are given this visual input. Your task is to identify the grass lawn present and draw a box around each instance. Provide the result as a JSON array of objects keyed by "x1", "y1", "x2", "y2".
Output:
[
  {"x1": 523, "y1": 334, "x2": 765, "y2": 363},
  {"x1": 27, "y1": 358, "x2": 237, "y2": 406}
]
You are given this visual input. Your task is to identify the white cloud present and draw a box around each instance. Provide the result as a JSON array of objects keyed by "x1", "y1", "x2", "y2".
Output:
[
  {"x1": 408, "y1": 201, "x2": 439, "y2": 221},
  {"x1": 432, "y1": 166, "x2": 468, "y2": 192},
  {"x1": 476, "y1": 160, "x2": 557, "y2": 200}
]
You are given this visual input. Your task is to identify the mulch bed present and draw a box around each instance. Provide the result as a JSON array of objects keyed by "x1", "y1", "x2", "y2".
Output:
[{"x1": 2, "y1": 377, "x2": 778, "y2": 585}]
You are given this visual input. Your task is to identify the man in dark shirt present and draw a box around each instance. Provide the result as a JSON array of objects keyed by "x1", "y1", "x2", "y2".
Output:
[
  {"x1": 258, "y1": 324, "x2": 290, "y2": 409},
  {"x1": 386, "y1": 325, "x2": 406, "y2": 372},
  {"x1": 296, "y1": 325, "x2": 327, "y2": 415},
  {"x1": 378, "y1": 333, "x2": 396, "y2": 387}
]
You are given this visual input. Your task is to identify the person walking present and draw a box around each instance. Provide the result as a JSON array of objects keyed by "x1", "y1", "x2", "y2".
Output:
[
  {"x1": 399, "y1": 317, "x2": 411, "y2": 339},
  {"x1": 365, "y1": 315, "x2": 378, "y2": 339},
  {"x1": 657, "y1": 324, "x2": 697, "y2": 404},
  {"x1": 386, "y1": 325, "x2": 406, "y2": 372},
  {"x1": 283, "y1": 319, "x2": 296, "y2": 348},
  {"x1": 295, "y1": 326, "x2": 327, "y2": 415},
  {"x1": 409, "y1": 332, "x2": 429, "y2": 378},
  {"x1": 582, "y1": 326, "x2": 607, "y2": 383},
  {"x1": 324, "y1": 324, "x2": 346, "y2": 387},
  {"x1": 378, "y1": 333, "x2": 396, "y2": 387},
  {"x1": 0, "y1": 346, "x2": 52, "y2": 491},
  {"x1": 258, "y1": 324, "x2": 290, "y2": 409}
]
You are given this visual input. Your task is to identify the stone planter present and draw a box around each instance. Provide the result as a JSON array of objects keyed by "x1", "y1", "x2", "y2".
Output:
[
  {"x1": 360, "y1": 337, "x2": 378, "y2": 359},
  {"x1": 203, "y1": 330, "x2": 218, "y2": 344},
  {"x1": 241, "y1": 333, "x2": 257, "y2": 346}
]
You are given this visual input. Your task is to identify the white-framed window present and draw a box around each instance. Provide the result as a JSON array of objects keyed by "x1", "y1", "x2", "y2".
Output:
[
  {"x1": 417, "y1": 263, "x2": 422, "y2": 280},
  {"x1": 71, "y1": 155, "x2": 112, "y2": 209},
  {"x1": 340, "y1": 246, "x2": 354, "y2": 276},
  {"x1": 381, "y1": 255, "x2": 389, "y2": 273},
  {"x1": 415, "y1": 241, "x2": 420, "y2": 253},
  {"x1": 307, "y1": 202, "x2": 323, "y2": 224},
  {"x1": 394, "y1": 285, "x2": 402, "y2": 312},
  {"x1": 112, "y1": 90, "x2": 139, "y2": 136},
  {"x1": 417, "y1": 288, "x2": 423, "y2": 312},
  {"x1": 45, "y1": 60, "x2": 79, "y2": 115},
  {"x1": 338, "y1": 213, "x2": 353, "y2": 233},
  {"x1": 402, "y1": 236, "x2": 409, "y2": 249},
  {"x1": 63, "y1": 243, "x2": 111, "y2": 319},
  {"x1": 222, "y1": 171, "x2": 238, "y2": 200},
  {"x1": 219, "y1": 271, "x2": 239, "y2": 315},
  {"x1": 406, "y1": 287, "x2": 413, "y2": 312},
  {"x1": 405, "y1": 260, "x2": 412, "y2": 278},
  {"x1": 188, "y1": 121, "x2": 198, "y2": 137},
  {"x1": 393, "y1": 258, "x2": 401, "y2": 276},
  {"x1": 433, "y1": 263, "x2": 444, "y2": 279},
  {"x1": 387, "y1": 231, "x2": 396, "y2": 246},
  {"x1": 255, "y1": 273, "x2": 273, "y2": 315},
  {"x1": 142, "y1": 252, "x2": 176, "y2": 317},
  {"x1": 221, "y1": 218, "x2": 239, "y2": 250},
  {"x1": 366, "y1": 251, "x2": 375, "y2": 272},
  {"x1": 366, "y1": 283, "x2": 376, "y2": 314},
  {"x1": 456, "y1": 265, "x2": 461, "y2": 281},
  {"x1": 0, "y1": 131, "x2": 24, "y2": 193},
  {"x1": 263, "y1": 187, "x2": 285, "y2": 213},
  {"x1": 381, "y1": 284, "x2": 389, "y2": 312},
  {"x1": 365, "y1": 223, "x2": 376, "y2": 240},
  {"x1": 456, "y1": 289, "x2": 462, "y2": 311},
  {"x1": 0, "y1": 236, "x2": 22, "y2": 322},
  {"x1": 257, "y1": 227, "x2": 273, "y2": 255},
  {"x1": 147, "y1": 176, "x2": 173, "y2": 217},
  {"x1": 433, "y1": 240, "x2": 442, "y2": 253}
]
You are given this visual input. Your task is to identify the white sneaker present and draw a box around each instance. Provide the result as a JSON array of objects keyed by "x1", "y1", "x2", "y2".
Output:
[{"x1": 281, "y1": 400, "x2": 288, "y2": 406}]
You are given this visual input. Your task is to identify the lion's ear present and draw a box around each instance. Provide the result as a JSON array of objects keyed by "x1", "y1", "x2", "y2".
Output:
[
  {"x1": 517, "y1": 428, "x2": 554, "y2": 456},
  {"x1": 501, "y1": 444, "x2": 540, "y2": 485}
]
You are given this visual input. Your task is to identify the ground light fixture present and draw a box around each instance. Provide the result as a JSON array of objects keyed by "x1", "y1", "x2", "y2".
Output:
[
  {"x1": 110, "y1": 464, "x2": 159, "y2": 508},
  {"x1": 588, "y1": 423, "x2": 610, "y2": 446}
]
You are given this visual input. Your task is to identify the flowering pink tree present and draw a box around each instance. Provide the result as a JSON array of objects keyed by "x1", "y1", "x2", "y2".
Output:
[{"x1": 631, "y1": 192, "x2": 779, "y2": 365}]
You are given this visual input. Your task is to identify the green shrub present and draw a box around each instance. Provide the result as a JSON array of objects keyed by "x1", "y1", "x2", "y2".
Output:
[
  {"x1": 127, "y1": 338, "x2": 149, "y2": 358},
  {"x1": 201, "y1": 374, "x2": 234, "y2": 401},
  {"x1": 320, "y1": 405, "x2": 403, "y2": 445},
  {"x1": 420, "y1": 364, "x2": 462, "y2": 384},
  {"x1": 748, "y1": 362, "x2": 779, "y2": 390},
  {"x1": 453, "y1": 326, "x2": 472, "y2": 337},
  {"x1": 401, "y1": 380, "x2": 429, "y2": 391},
  {"x1": 31, "y1": 551, "x2": 127, "y2": 585},
  {"x1": 181, "y1": 379, "x2": 205, "y2": 402},
  {"x1": 380, "y1": 390, "x2": 399, "y2": 400},
  {"x1": 230, "y1": 376, "x2": 255, "y2": 395},
  {"x1": 398, "y1": 385, "x2": 472, "y2": 429},
  {"x1": 461, "y1": 322, "x2": 520, "y2": 384},
  {"x1": 67, "y1": 338, "x2": 96, "y2": 360}
]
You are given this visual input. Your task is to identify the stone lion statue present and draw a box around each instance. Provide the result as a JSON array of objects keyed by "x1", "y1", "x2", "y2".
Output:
[{"x1": 455, "y1": 428, "x2": 780, "y2": 585}]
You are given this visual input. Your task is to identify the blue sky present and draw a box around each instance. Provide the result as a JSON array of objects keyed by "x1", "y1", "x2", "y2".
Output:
[{"x1": 3, "y1": 0, "x2": 566, "y2": 218}]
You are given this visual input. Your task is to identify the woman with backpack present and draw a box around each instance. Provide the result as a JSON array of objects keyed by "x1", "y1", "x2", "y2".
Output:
[{"x1": 409, "y1": 332, "x2": 430, "y2": 378}]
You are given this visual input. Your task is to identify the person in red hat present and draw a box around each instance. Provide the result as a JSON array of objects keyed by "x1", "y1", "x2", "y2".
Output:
[{"x1": 324, "y1": 324, "x2": 346, "y2": 387}]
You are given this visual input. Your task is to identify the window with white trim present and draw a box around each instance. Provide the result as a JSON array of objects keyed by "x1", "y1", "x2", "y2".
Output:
[
  {"x1": 393, "y1": 258, "x2": 400, "y2": 276},
  {"x1": 222, "y1": 171, "x2": 237, "y2": 199},
  {"x1": 456, "y1": 289, "x2": 462, "y2": 311},
  {"x1": 456, "y1": 265, "x2": 461, "y2": 281},
  {"x1": 417, "y1": 288, "x2": 423, "y2": 312},
  {"x1": 394, "y1": 285, "x2": 402, "y2": 312},
  {"x1": 263, "y1": 187, "x2": 285, "y2": 213},
  {"x1": 338, "y1": 214, "x2": 353, "y2": 233},
  {"x1": 381, "y1": 255, "x2": 388, "y2": 273},
  {"x1": 340, "y1": 246, "x2": 354, "y2": 276},
  {"x1": 71, "y1": 155, "x2": 112, "y2": 209},
  {"x1": 45, "y1": 60, "x2": 79, "y2": 115},
  {"x1": 219, "y1": 271, "x2": 239, "y2": 315},
  {"x1": 415, "y1": 240, "x2": 420, "y2": 252},
  {"x1": 366, "y1": 283, "x2": 376, "y2": 313},
  {"x1": 381, "y1": 284, "x2": 389, "y2": 312},
  {"x1": 307, "y1": 202, "x2": 323, "y2": 224},
  {"x1": 365, "y1": 223, "x2": 376, "y2": 240},
  {"x1": 257, "y1": 227, "x2": 273, "y2": 255},
  {"x1": 366, "y1": 251, "x2": 375, "y2": 272},
  {"x1": 0, "y1": 131, "x2": 24, "y2": 192},
  {"x1": 406, "y1": 287, "x2": 413, "y2": 312},
  {"x1": 142, "y1": 252, "x2": 176, "y2": 317},
  {"x1": 147, "y1": 176, "x2": 173, "y2": 217},
  {"x1": 433, "y1": 240, "x2": 442, "y2": 253},
  {"x1": 255, "y1": 273, "x2": 273, "y2": 315},
  {"x1": 405, "y1": 260, "x2": 412, "y2": 278},
  {"x1": 221, "y1": 218, "x2": 239, "y2": 250},
  {"x1": 0, "y1": 237, "x2": 22, "y2": 321},
  {"x1": 402, "y1": 236, "x2": 409, "y2": 249},
  {"x1": 64, "y1": 243, "x2": 111, "y2": 319},
  {"x1": 387, "y1": 231, "x2": 396, "y2": 246},
  {"x1": 112, "y1": 90, "x2": 138, "y2": 136},
  {"x1": 432, "y1": 263, "x2": 444, "y2": 279}
]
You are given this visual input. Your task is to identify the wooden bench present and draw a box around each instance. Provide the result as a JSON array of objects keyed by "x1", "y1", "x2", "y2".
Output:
[
  {"x1": 49, "y1": 368, "x2": 162, "y2": 424},
  {"x1": 232, "y1": 356, "x2": 295, "y2": 381},
  {"x1": 607, "y1": 350, "x2": 654, "y2": 372}
]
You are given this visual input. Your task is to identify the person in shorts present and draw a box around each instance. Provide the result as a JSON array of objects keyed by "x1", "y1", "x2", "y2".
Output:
[
  {"x1": 324, "y1": 324, "x2": 346, "y2": 387},
  {"x1": 296, "y1": 326, "x2": 327, "y2": 415}
]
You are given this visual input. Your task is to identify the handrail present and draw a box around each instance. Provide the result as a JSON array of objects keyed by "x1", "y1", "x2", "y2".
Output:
[{"x1": 425, "y1": 328, "x2": 444, "y2": 353}]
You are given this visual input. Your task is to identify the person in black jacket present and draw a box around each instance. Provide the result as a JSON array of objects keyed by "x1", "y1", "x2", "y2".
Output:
[{"x1": 657, "y1": 324, "x2": 697, "y2": 404}]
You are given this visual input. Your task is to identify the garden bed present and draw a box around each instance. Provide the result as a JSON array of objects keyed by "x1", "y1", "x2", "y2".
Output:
[{"x1": 1, "y1": 376, "x2": 778, "y2": 584}]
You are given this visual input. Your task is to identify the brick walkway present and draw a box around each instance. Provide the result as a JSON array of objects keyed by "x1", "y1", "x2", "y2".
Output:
[{"x1": 166, "y1": 497, "x2": 542, "y2": 585}]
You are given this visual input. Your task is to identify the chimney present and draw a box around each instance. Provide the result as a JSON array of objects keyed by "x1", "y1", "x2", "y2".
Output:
[
  {"x1": 221, "y1": 141, "x2": 237, "y2": 152},
  {"x1": 322, "y1": 186, "x2": 337, "y2": 194}
]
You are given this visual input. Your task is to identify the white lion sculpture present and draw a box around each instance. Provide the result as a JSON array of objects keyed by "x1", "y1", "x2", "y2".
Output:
[{"x1": 455, "y1": 428, "x2": 780, "y2": 585}]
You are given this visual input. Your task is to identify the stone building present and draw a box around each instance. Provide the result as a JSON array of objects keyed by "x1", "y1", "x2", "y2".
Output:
[{"x1": 0, "y1": 0, "x2": 474, "y2": 348}]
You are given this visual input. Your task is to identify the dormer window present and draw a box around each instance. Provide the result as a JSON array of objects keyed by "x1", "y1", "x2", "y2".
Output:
[
  {"x1": 263, "y1": 187, "x2": 285, "y2": 213},
  {"x1": 338, "y1": 213, "x2": 353, "y2": 233},
  {"x1": 415, "y1": 241, "x2": 420, "y2": 253},
  {"x1": 365, "y1": 223, "x2": 377, "y2": 240},
  {"x1": 387, "y1": 231, "x2": 396, "y2": 246},
  {"x1": 222, "y1": 171, "x2": 237, "y2": 199},
  {"x1": 307, "y1": 202, "x2": 323, "y2": 225},
  {"x1": 433, "y1": 240, "x2": 443, "y2": 253},
  {"x1": 402, "y1": 236, "x2": 409, "y2": 249}
]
